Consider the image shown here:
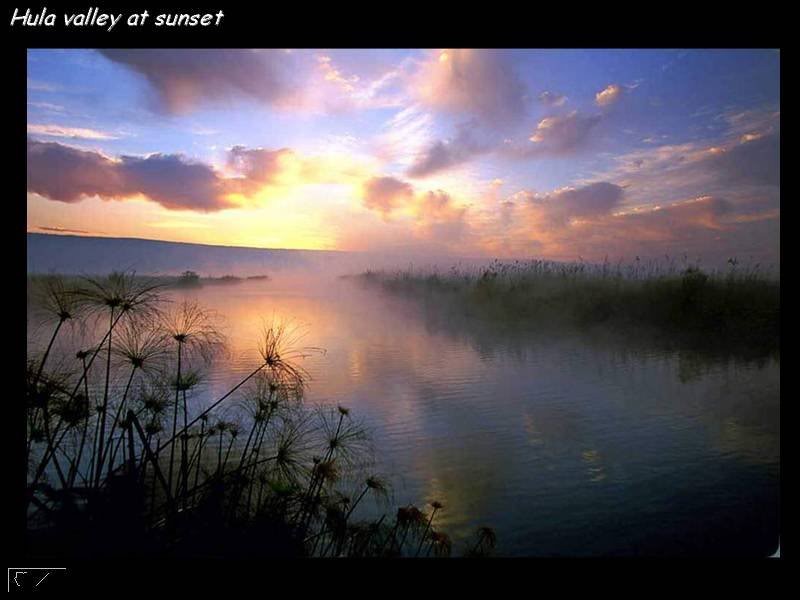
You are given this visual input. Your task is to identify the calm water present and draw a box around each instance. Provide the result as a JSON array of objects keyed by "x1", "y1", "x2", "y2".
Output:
[{"x1": 31, "y1": 274, "x2": 780, "y2": 556}]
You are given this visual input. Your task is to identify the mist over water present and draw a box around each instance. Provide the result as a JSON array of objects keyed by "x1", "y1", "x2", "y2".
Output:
[{"x1": 27, "y1": 242, "x2": 780, "y2": 556}]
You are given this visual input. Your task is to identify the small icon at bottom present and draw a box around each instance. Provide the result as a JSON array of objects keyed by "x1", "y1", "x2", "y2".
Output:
[{"x1": 7, "y1": 568, "x2": 66, "y2": 591}]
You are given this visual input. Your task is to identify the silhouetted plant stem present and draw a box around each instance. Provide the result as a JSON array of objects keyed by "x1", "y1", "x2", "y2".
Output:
[
  {"x1": 255, "y1": 478, "x2": 265, "y2": 513},
  {"x1": 237, "y1": 421, "x2": 258, "y2": 472},
  {"x1": 222, "y1": 431, "x2": 236, "y2": 471},
  {"x1": 34, "y1": 317, "x2": 65, "y2": 385},
  {"x1": 415, "y1": 506, "x2": 440, "y2": 557},
  {"x1": 67, "y1": 356, "x2": 92, "y2": 487},
  {"x1": 104, "y1": 364, "x2": 137, "y2": 478},
  {"x1": 167, "y1": 342, "x2": 182, "y2": 496},
  {"x1": 40, "y1": 403, "x2": 69, "y2": 489},
  {"x1": 244, "y1": 414, "x2": 273, "y2": 508},
  {"x1": 126, "y1": 412, "x2": 136, "y2": 475},
  {"x1": 157, "y1": 363, "x2": 266, "y2": 453},
  {"x1": 217, "y1": 427, "x2": 224, "y2": 476},
  {"x1": 67, "y1": 310, "x2": 125, "y2": 402},
  {"x1": 398, "y1": 521, "x2": 414, "y2": 555},
  {"x1": 128, "y1": 411, "x2": 175, "y2": 511},
  {"x1": 353, "y1": 514, "x2": 384, "y2": 557},
  {"x1": 181, "y1": 388, "x2": 190, "y2": 502},
  {"x1": 29, "y1": 419, "x2": 74, "y2": 495},
  {"x1": 345, "y1": 485, "x2": 370, "y2": 522},
  {"x1": 298, "y1": 411, "x2": 345, "y2": 529},
  {"x1": 93, "y1": 308, "x2": 116, "y2": 488},
  {"x1": 193, "y1": 421, "x2": 206, "y2": 489}
]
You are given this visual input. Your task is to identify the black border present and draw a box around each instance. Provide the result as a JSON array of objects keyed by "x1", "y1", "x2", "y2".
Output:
[{"x1": 7, "y1": 3, "x2": 785, "y2": 591}]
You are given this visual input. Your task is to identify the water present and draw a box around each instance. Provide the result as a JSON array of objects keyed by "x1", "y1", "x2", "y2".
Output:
[{"x1": 30, "y1": 274, "x2": 780, "y2": 556}]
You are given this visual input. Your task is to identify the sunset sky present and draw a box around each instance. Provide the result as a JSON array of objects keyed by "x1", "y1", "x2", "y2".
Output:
[{"x1": 27, "y1": 49, "x2": 780, "y2": 265}]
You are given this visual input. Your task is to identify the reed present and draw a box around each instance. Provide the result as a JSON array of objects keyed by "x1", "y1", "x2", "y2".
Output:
[
  {"x1": 358, "y1": 257, "x2": 780, "y2": 354},
  {"x1": 26, "y1": 274, "x2": 484, "y2": 558}
]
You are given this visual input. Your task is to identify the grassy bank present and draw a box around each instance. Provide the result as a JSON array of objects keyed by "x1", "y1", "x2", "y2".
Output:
[
  {"x1": 28, "y1": 271, "x2": 271, "y2": 292},
  {"x1": 357, "y1": 259, "x2": 780, "y2": 355}
]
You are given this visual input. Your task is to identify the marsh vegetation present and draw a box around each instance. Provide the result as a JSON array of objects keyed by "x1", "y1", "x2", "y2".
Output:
[
  {"x1": 25, "y1": 272, "x2": 493, "y2": 558},
  {"x1": 357, "y1": 257, "x2": 779, "y2": 358}
]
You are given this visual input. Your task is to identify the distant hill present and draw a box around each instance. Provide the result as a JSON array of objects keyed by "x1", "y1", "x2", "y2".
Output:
[{"x1": 26, "y1": 233, "x2": 361, "y2": 276}]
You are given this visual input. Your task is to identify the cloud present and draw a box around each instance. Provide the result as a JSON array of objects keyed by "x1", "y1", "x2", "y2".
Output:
[
  {"x1": 26, "y1": 138, "x2": 303, "y2": 212},
  {"x1": 359, "y1": 176, "x2": 470, "y2": 245},
  {"x1": 27, "y1": 123, "x2": 120, "y2": 140},
  {"x1": 521, "y1": 111, "x2": 603, "y2": 156},
  {"x1": 595, "y1": 83, "x2": 622, "y2": 106},
  {"x1": 488, "y1": 181, "x2": 748, "y2": 262},
  {"x1": 38, "y1": 225, "x2": 92, "y2": 235},
  {"x1": 406, "y1": 125, "x2": 486, "y2": 178},
  {"x1": 315, "y1": 55, "x2": 359, "y2": 93},
  {"x1": 374, "y1": 105, "x2": 436, "y2": 166},
  {"x1": 115, "y1": 153, "x2": 231, "y2": 211},
  {"x1": 98, "y1": 49, "x2": 409, "y2": 116},
  {"x1": 616, "y1": 196, "x2": 732, "y2": 234},
  {"x1": 226, "y1": 145, "x2": 294, "y2": 191},
  {"x1": 28, "y1": 133, "x2": 384, "y2": 215},
  {"x1": 342, "y1": 182, "x2": 471, "y2": 254},
  {"x1": 521, "y1": 182, "x2": 625, "y2": 227},
  {"x1": 413, "y1": 49, "x2": 528, "y2": 128},
  {"x1": 560, "y1": 195, "x2": 738, "y2": 260},
  {"x1": 600, "y1": 114, "x2": 779, "y2": 209},
  {"x1": 416, "y1": 190, "x2": 468, "y2": 241},
  {"x1": 525, "y1": 109, "x2": 780, "y2": 264},
  {"x1": 27, "y1": 102, "x2": 66, "y2": 113},
  {"x1": 706, "y1": 130, "x2": 779, "y2": 188},
  {"x1": 27, "y1": 139, "x2": 125, "y2": 203},
  {"x1": 361, "y1": 176, "x2": 415, "y2": 216},
  {"x1": 538, "y1": 91, "x2": 567, "y2": 107},
  {"x1": 97, "y1": 49, "x2": 300, "y2": 114},
  {"x1": 27, "y1": 78, "x2": 59, "y2": 92},
  {"x1": 383, "y1": 50, "x2": 530, "y2": 176}
]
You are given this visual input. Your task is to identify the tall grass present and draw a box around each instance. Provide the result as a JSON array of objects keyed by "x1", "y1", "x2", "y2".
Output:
[
  {"x1": 26, "y1": 272, "x2": 489, "y2": 558},
  {"x1": 358, "y1": 257, "x2": 779, "y2": 355}
]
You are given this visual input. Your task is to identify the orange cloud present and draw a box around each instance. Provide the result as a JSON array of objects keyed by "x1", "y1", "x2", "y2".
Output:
[
  {"x1": 595, "y1": 83, "x2": 622, "y2": 106},
  {"x1": 361, "y1": 176, "x2": 415, "y2": 216},
  {"x1": 27, "y1": 137, "x2": 378, "y2": 213}
]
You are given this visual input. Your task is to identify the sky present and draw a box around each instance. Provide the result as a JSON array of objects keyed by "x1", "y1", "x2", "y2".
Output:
[{"x1": 27, "y1": 48, "x2": 780, "y2": 266}]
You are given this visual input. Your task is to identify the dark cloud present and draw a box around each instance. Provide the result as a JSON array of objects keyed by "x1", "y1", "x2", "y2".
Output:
[
  {"x1": 26, "y1": 138, "x2": 280, "y2": 212},
  {"x1": 527, "y1": 181, "x2": 625, "y2": 225},
  {"x1": 98, "y1": 49, "x2": 298, "y2": 114},
  {"x1": 115, "y1": 153, "x2": 229, "y2": 211},
  {"x1": 708, "y1": 132, "x2": 779, "y2": 188},
  {"x1": 27, "y1": 139, "x2": 124, "y2": 202},
  {"x1": 548, "y1": 182, "x2": 625, "y2": 217},
  {"x1": 38, "y1": 226, "x2": 92, "y2": 235},
  {"x1": 525, "y1": 111, "x2": 603, "y2": 155},
  {"x1": 620, "y1": 196, "x2": 732, "y2": 233},
  {"x1": 406, "y1": 127, "x2": 486, "y2": 178},
  {"x1": 362, "y1": 176, "x2": 415, "y2": 215}
]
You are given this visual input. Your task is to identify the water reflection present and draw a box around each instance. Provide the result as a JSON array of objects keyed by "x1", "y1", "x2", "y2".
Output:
[{"x1": 28, "y1": 274, "x2": 780, "y2": 555}]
